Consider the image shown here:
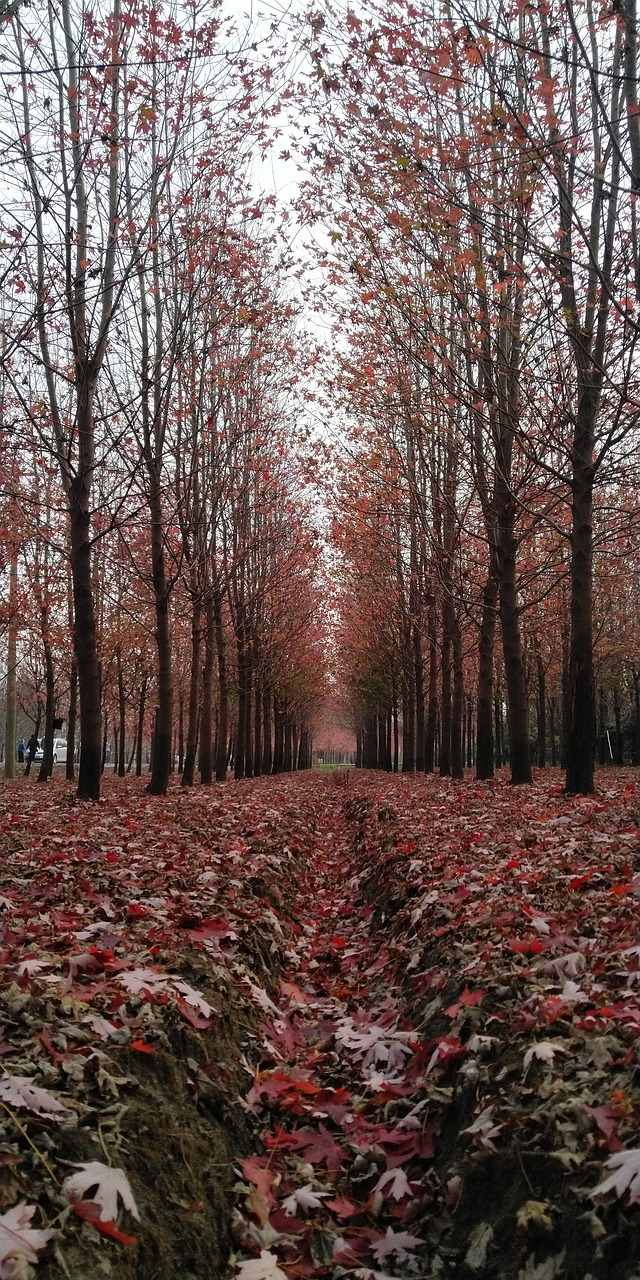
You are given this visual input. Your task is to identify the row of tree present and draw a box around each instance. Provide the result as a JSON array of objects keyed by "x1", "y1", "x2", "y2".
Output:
[
  {"x1": 295, "y1": 0, "x2": 640, "y2": 791},
  {"x1": 0, "y1": 0, "x2": 326, "y2": 796}
]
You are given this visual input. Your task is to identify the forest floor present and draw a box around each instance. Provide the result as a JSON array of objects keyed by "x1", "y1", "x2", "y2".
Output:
[{"x1": 0, "y1": 767, "x2": 639, "y2": 1280}]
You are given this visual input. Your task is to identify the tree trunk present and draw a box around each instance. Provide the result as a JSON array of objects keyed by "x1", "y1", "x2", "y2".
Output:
[
  {"x1": 497, "y1": 516, "x2": 532, "y2": 784},
  {"x1": 70, "y1": 446, "x2": 102, "y2": 799},
  {"x1": 182, "y1": 594, "x2": 201, "y2": 786},
  {"x1": 234, "y1": 628, "x2": 247, "y2": 780},
  {"x1": 147, "y1": 474, "x2": 172, "y2": 795},
  {"x1": 440, "y1": 613, "x2": 452, "y2": 777},
  {"x1": 200, "y1": 590, "x2": 215, "y2": 785},
  {"x1": 117, "y1": 647, "x2": 126, "y2": 776},
  {"x1": 136, "y1": 679, "x2": 146, "y2": 776},
  {"x1": 535, "y1": 638, "x2": 546, "y2": 768},
  {"x1": 3, "y1": 549, "x2": 17, "y2": 780},
  {"x1": 425, "y1": 618, "x2": 437, "y2": 773},
  {"x1": 37, "y1": 620, "x2": 55, "y2": 783},
  {"x1": 414, "y1": 625, "x2": 425, "y2": 772},
  {"x1": 565, "y1": 433, "x2": 596, "y2": 792},
  {"x1": 66, "y1": 657, "x2": 78, "y2": 781},
  {"x1": 451, "y1": 611, "x2": 464, "y2": 779},
  {"x1": 261, "y1": 686, "x2": 272, "y2": 775},
  {"x1": 213, "y1": 588, "x2": 228, "y2": 782},
  {"x1": 476, "y1": 568, "x2": 498, "y2": 779}
]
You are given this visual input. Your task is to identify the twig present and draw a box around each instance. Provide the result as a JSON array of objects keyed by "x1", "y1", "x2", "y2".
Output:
[{"x1": 0, "y1": 1099, "x2": 60, "y2": 1185}]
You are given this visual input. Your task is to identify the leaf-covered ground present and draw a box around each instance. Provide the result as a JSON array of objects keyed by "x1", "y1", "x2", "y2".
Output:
[{"x1": 0, "y1": 768, "x2": 639, "y2": 1280}]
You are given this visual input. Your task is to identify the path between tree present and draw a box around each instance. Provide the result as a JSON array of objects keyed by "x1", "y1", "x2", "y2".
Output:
[{"x1": 0, "y1": 771, "x2": 639, "y2": 1280}]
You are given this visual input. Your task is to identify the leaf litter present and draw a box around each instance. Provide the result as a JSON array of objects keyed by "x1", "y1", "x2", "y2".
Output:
[{"x1": 0, "y1": 767, "x2": 639, "y2": 1278}]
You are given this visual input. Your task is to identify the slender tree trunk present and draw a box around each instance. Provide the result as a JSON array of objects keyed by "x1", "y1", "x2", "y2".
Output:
[
  {"x1": 136, "y1": 679, "x2": 146, "y2": 776},
  {"x1": 535, "y1": 638, "x2": 546, "y2": 768},
  {"x1": 235, "y1": 629, "x2": 247, "y2": 780},
  {"x1": 117, "y1": 648, "x2": 126, "y2": 776},
  {"x1": 614, "y1": 685, "x2": 624, "y2": 765},
  {"x1": 284, "y1": 712, "x2": 293, "y2": 772},
  {"x1": 273, "y1": 698, "x2": 284, "y2": 773},
  {"x1": 244, "y1": 643, "x2": 254, "y2": 778},
  {"x1": 213, "y1": 588, "x2": 228, "y2": 782},
  {"x1": 147, "y1": 472, "x2": 172, "y2": 795},
  {"x1": 37, "y1": 614, "x2": 55, "y2": 783},
  {"x1": 261, "y1": 686, "x2": 272, "y2": 775},
  {"x1": 253, "y1": 679, "x2": 262, "y2": 777},
  {"x1": 70, "y1": 433, "x2": 102, "y2": 798},
  {"x1": 497, "y1": 516, "x2": 531, "y2": 783},
  {"x1": 3, "y1": 549, "x2": 17, "y2": 780},
  {"x1": 414, "y1": 626, "x2": 425, "y2": 772},
  {"x1": 440, "y1": 612, "x2": 452, "y2": 777},
  {"x1": 200, "y1": 591, "x2": 214, "y2": 785},
  {"x1": 425, "y1": 618, "x2": 438, "y2": 773},
  {"x1": 182, "y1": 594, "x2": 201, "y2": 786},
  {"x1": 451, "y1": 613, "x2": 464, "y2": 779},
  {"x1": 476, "y1": 568, "x2": 498, "y2": 779},
  {"x1": 565, "y1": 435, "x2": 596, "y2": 792},
  {"x1": 66, "y1": 657, "x2": 78, "y2": 781}
]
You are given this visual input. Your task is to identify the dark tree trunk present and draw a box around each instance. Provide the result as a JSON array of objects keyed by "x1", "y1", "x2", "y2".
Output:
[
  {"x1": 536, "y1": 639, "x2": 546, "y2": 768},
  {"x1": 476, "y1": 568, "x2": 498, "y2": 779},
  {"x1": 200, "y1": 591, "x2": 215, "y2": 785},
  {"x1": 136, "y1": 679, "x2": 146, "y2": 776},
  {"x1": 402, "y1": 653, "x2": 415, "y2": 772},
  {"x1": 273, "y1": 698, "x2": 284, "y2": 773},
  {"x1": 565, "y1": 442, "x2": 596, "y2": 793},
  {"x1": 70, "y1": 454, "x2": 102, "y2": 799},
  {"x1": 253, "y1": 679, "x2": 262, "y2": 777},
  {"x1": 182, "y1": 594, "x2": 201, "y2": 786},
  {"x1": 614, "y1": 685, "x2": 624, "y2": 765},
  {"x1": 261, "y1": 686, "x2": 272, "y2": 775},
  {"x1": 117, "y1": 647, "x2": 126, "y2": 776},
  {"x1": 66, "y1": 657, "x2": 78, "y2": 782},
  {"x1": 214, "y1": 588, "x2": 228, "y2": 782},
  {"x1": 147, "y1": 469, "x2": 172, "y2": 795},
  {"x1": 244, "y1": 643, "x2": 254, "y2": 778},
  {"x1": 497, "y1": 515, "x2": 531, "y2": 784},
  {"x1": 37, "y1": 622, "x2": 55, "y2": 783},
  {"x1": 451, "y1": 612, "x2": 464, "y2": 779},
  {"x1": 414, "y1": 626, "x2": 425, "y2": 772},
  {"x1": 425, "y1": 616, "x2": 438, "y2": 773},
  {"x1": 234, "y1": 627, "x2": 247, "y2": 781},
  {"x1": 440, "y1": 617, "x2": 452, "y2": 777}
]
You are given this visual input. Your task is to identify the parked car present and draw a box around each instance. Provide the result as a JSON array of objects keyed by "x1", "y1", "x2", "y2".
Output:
[{"x1": 33, "y1": 738, "x2": 67, "y2": 764}]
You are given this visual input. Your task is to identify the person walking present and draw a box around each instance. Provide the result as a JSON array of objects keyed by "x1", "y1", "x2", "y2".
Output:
[
  {"x1": 24, "y1": 733, "x2": 39, "y2": 776},
  {"x1": 17, "y1": 739, "x2": 25, "y2": 763}
]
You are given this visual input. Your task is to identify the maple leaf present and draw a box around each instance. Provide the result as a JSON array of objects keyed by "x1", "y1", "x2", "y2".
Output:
[
  {"x1": 234, "y1": 1250, "x2": 288, "y2": 1279},
  {"x1": 281, "y1": 1183, "x2": 329, "y2": 1215},
  {"x1": 591, "y1": 1148, "x2": 640, "y2": 1204},
  {"x1": 370, "y1": 1227, "x2": 425, "y2": 1261},
  {"x1": 171, "y1": 979, "x2": 215, "y2": 1019},
  {"x1": 0, "y1": 1203, "x2": 57, "y2": 1279},
  {"x1": 523, "y1": 1042, "x2": 570, "y2": 1071},
  {"x1": 374, "y1": 1168, "x2": 412, "y2": 1200},
  {"x1": 0, "y1": 1076, "x2": 70, "y2": 1121},
  {"x1": 286, "y1": 1124, "x2": 344, "y2": 1172},
  {"x1": 462, "y1": 1105, "x2": 504, "y2": 1151},
  {"x1": 63, "y1": 1162, "x2": 140, "y2": 1222}
]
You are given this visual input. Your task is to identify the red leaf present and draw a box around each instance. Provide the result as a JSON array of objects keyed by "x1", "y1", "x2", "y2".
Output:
[
  {"x1": 326, "y1": 1194, "x2": 361, "y2": 1218},
  {"x1": 176, "y1": 998, "x2": 213, "y2": 1029},
  {"x1": 72, "y1": 1200, "x2": 137, "y2": 1245}
]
